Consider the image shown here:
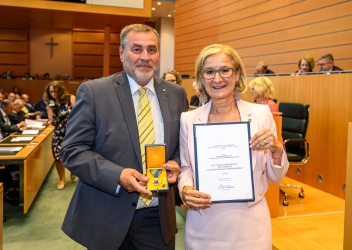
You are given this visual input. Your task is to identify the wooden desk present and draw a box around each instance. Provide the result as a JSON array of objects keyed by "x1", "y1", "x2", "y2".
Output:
[
  {"x1": 0, "y1": 127, "x2": 55, "y2": 214},
  {"x1": 0, "y1": 183, "x2": 3, "y2": 250}
]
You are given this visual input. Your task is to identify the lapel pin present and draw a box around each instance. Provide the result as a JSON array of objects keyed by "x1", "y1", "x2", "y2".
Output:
[{"x1": 162, "y1": 89, "x2": 166, "y2": 92}]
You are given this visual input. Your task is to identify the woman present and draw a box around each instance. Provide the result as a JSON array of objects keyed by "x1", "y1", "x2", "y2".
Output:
[
  {"x1": 44, "y1": 81, "x2": 76, "y2": 190},
  {"x1": 248, "y1": 76, "x2": 278, "y2": 112},
  {"x1": 178, "y1": 44, "x2": 289, "y2": 249},
  {"x1": 294, "y1": 55, "x2": 315, "y2": 74},
  {"x1": 161, "y1": 69, "x2": 183, "y2": 85}
]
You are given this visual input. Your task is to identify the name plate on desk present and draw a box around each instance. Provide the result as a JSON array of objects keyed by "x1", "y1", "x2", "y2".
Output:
[
  {"x1": 194, "y1": 122, "x2": 254, "y2": 203},
  {"x1": 145, "y1": 144, "x2": 168, "y2": 192}
]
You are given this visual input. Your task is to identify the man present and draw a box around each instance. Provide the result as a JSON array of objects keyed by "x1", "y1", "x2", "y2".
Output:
[
  {"x1": 60, "y1": 24, "x2": 188, "y2": 250},
  {"x1": 254, "y1": 61, "x2": 275, "y2": 75},
  {"x1": 190, "y1": 81, "x2": 201, "y2": 107},
  {"x1": 0, "y1": 99, "x2": 26, "y2": 139},
  {"x1": 21, "y1": 93, "x2": 36, "y2": 114},
  {"x1": 7, "y1": 92, "x2": 16, "y2": 102},
  {"x1": 9, "y1": 99, "x2": 26, "y2": 125},
  {"x1": 318, "y1": 53, "x2": 343, "y2": 73}
]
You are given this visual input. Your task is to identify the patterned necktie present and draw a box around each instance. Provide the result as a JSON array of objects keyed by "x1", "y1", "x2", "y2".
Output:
[{"x1": 138, "y1": 87, "x2": 155, "y2": 206}]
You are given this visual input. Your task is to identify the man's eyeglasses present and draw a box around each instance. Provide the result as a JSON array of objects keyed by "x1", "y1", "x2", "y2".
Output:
[
  {"x1": 317, "y1": 62, "x2": 328, "y2": 67},
  {"x1": 201, "y1": 68, "x2": 236, "y2": 80}
]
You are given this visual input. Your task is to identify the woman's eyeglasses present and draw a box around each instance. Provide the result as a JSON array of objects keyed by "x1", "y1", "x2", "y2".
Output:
[{"x1": 201, "y1": 68, "x2": 235, "y2": 80}]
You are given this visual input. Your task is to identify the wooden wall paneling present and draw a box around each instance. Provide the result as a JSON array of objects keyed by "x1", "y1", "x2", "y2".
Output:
[
  {"x1": 110, "y1": 56, "x2": 122, "y2": 67},
  {"x1": 175, "y1": 0, "x2": 352, "y2": 76},
  {"x1": 0, "y1": 28, "x2": 28, "y2": 77},
  {"x1": 72, "y1": 31, "x2": 105, "y2": 43},
  {"x1": 73, "y1": 55, "x2": 103, "y2": 66},
  {"x1": 344, "y1": 122, "x2": 352, "y2": 250},
  {"x1": 0, "y1": 41, "x2": 27, "y2": 52},
  {"x1": 73, "y1": 67, "x2": 103, "y2": 79},
  {"x1": 73, "y1": 44, "x2": 104, "y2": 55},
  {"x1": 0, "y1": 28, "x2": 27, "y2": 40},
  {"x1": 0, "y1": 54, "x2": 27, "y2": 64}
]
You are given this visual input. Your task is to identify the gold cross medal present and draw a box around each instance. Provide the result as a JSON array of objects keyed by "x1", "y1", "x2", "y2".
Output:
[{"x1": 145, "y1": 144, "x2": 168, "y2": 192}]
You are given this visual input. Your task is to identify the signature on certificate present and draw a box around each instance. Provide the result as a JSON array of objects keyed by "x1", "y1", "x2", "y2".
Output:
[{"x1": 218, "y1": 184, "x2": 236, "y2": 190}]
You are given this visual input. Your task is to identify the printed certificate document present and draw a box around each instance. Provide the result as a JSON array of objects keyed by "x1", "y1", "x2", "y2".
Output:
[{"x1": 194, "y1": 122, "x2": 254, "y2": 202}]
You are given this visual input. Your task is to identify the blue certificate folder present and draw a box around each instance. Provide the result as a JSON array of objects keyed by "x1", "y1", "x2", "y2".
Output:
[{"x1": 193, "y1": 122, "x2": 254, "y2": 203}]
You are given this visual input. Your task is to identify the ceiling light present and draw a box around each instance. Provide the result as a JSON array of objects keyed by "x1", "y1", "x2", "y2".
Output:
[
  {"x1": 157, "y1": 2, "x2": 161, "y2": 5},
  {"x1": 152, "y1": 7, "x2": 155, "y2": 10},
  {"x1": 168, "y1": 14, "x2": 171, "y2": 17}
]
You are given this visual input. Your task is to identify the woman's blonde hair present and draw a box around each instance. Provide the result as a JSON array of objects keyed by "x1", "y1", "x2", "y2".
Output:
[
  {"x1": 248, "y1": 77, "x2": 275, "y2": 100},
  {"x1": 195, "y1": 44, "x2": 247, "y2": 99}
]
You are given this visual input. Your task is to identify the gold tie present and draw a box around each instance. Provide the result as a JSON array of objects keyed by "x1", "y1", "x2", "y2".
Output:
[{"x1": 138, "y1": 87, "x2": 155, "y2": 206}]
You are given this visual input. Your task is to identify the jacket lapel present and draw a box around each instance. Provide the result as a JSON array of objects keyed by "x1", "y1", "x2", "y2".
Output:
[
  {"x1": 115, "y1": 72, "x2": 143, "y2": 169},
  {"x1": 237, "y1": 100, "x2": 258, "y2": 169}
]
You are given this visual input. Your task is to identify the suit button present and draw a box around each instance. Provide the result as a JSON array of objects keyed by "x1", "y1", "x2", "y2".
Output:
[
  {"x1": 132, "y1": 202, "x2": 137, "y2": 207},
  {"x1": 262, "y1": 170, "x2": 266, "y2": 175}
]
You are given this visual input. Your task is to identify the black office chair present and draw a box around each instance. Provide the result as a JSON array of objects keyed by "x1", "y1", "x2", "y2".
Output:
[{"x1": 279, "y1": 102, "x2": 310, "y2": 206}]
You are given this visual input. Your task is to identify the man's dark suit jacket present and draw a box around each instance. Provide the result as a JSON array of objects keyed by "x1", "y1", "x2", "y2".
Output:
[
  {"x1": 0, "y1": 111, "x2": 20, "y2": 138},
  {"x1": 60, "y1": 72, "x2": 188, "y2": 250},
  {"x1": 9, "y1": 111, "x2": 26, "y2": 125},
  {"x1": 190, "y1": 95, "x2": 200, "y2": 107}
]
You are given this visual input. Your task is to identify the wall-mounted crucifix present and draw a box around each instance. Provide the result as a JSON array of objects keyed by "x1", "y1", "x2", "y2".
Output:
[{"x1": 45, "y1": 37, "x2": 59, "y2": 58}]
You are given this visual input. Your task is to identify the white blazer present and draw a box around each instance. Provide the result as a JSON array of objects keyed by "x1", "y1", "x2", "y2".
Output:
[{"x1": 178, "y1": 99, "x2": 289, "y2": 207}]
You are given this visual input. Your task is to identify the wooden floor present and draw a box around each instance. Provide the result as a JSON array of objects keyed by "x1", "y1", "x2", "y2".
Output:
[{"x1": 272, "y1": 177, "x2": 345, "y2": 250}]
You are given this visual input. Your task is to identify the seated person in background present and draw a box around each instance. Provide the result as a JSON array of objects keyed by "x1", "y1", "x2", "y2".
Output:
[
  {"x1": 62, "y1": 73, "x2": 70, "y2": 81},
  {"x1": 12, "y1": 85, "x2": 22, "y2": 96},
  {"x1": 5, "y1": 70, "x2": 15, "y2": 79},
  {"x1": 254, "y1": 61, "x2": 275, "y2": 75},
  {"x1": 42, "y1": 72, "x2": 51, "y2": 80},
  {"x1": 21, "y1": 93, "x2": 36, "y2": 114},
  {"x1": 190, "y1": 81, "x2": 201, "y2": 107},
  {"x1": 293, "y1": 55, "x2": 315, "y2": 74},
  {"x1": 9, "y1": 99, "x2": 27, "y2": 124},
  {"x1": 0, "y1": 93, "x2": 3, "y2": 102},
  {"x1": 161, "y1": 69, "x2": 183, "y2": 85},
  {"x1": 248, "y1": 76, "x2": 278, "y2": 112},
  {"x1": 318, "y1": 53, "x2": 343, "y2": 73},
  {"x1": 7, "y1": 92, "x2": 16, "y2": 102},
  {"x1": 22, "y1": 72, "x2": 33, "y2": 80},
  {"x1": 35, "y1": 94, "x2": 48, "y2": 119},
  {"x1": 0, "y1": 99, "x2": 26, "y2": 139}
]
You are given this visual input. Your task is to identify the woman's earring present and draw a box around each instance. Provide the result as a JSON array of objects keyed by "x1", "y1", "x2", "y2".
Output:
[
  {"x1": 234, "y1": 81, "x2": 241, "y2": 101},
  {"x1": 199, "y1": 87, "x2": 208, "y2": 104}
]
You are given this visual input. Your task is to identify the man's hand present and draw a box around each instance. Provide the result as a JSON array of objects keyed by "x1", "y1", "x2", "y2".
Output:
[
  {"x1": 119, "y1": 168, "x2": 152, "y2": 196},
  {"x1": 162, "y1": 160, "x2": 180, "y2": 184}
]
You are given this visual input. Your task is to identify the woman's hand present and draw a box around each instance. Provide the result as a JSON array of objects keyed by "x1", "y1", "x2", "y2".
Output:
[
  {"x1": 182, "y1": 186, "x2": 211, "y2": 210},
  {"x1": 250, "y1": 129, "x2": 283, "y2": 161}
]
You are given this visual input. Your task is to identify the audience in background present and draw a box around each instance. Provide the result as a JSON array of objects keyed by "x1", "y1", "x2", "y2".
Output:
[
  {"x1": 7, "y1": 92, "x2": 16, "y2": 102},
  {"x1": 293, "y1": 55, "x2": 316, "y2": 75},
  {"x1": 318, "y1": 53, "x2": 343, "y2": 73},
  {"x1": 190, "y1": 81, "x2": 201, "y2": 107},
  {"x1": 162, "y1": 69, "x2": 183, "y2": 85},
  {"x1": 42, "y1": 72, "x2": 51, "y2": 80},
  {"x1": 22, "y1": 72, "x2": 33, "y2": 80},
  {"x1": 254, "y1": 61, "x2": 275, "y2": 75},
  {"x1": 0, "y1": 99, "x2": 26, "y2": 139},
  {"x1": 35, "y1": 94, "x2": 48, "y2": 119},
  {"x1": 0, "y1": 93, "x2": 3, "y2": 102},
  {"x1": 21, "y1": 94, "x2": 36, "y2": 114},
  {"x1": 62, "y1": 73, "x2": 70, "y2": 81},
  {"x1": 9, "y1": 99, "x2": 27, "y2": 124},
  {"x1": 4, "y1": 70, "x2": 15, "y2": 79},
  {"x1": 248, "y1": 76, "x2": 278, "y2": 112}
]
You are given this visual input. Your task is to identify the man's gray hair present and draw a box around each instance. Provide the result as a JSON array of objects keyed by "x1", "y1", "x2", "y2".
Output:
[{"x1": 120, "y1": 24, "x2": 159, "y2": 49}]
